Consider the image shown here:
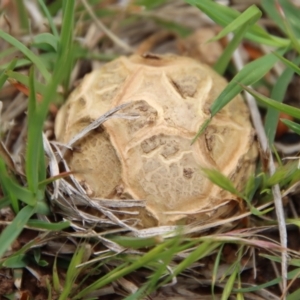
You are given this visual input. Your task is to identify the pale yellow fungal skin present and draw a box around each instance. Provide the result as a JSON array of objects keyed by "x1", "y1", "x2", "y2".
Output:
[{"x1": 55, "y1": 54, "x2": 257, "y2": 227}]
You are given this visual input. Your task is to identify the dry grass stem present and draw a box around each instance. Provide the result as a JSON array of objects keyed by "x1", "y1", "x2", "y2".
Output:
[
  {"x1": 81, "y1": 0, "x2": 134, "y2": 53},
  {"x1": 65, "y1": 102, "x2": 137, "y2": 149},
  {"x1": 230, "y1": 35, "x2": 288, "y2": 295}
]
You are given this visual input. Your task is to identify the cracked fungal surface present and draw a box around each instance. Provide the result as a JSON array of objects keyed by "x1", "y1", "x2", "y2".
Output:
[{"x1": 55, "y1": 54, "x2": 257, "y2": 227}]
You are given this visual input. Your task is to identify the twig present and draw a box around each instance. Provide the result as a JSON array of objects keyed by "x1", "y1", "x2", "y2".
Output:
[
  {"x1": 66, "y1": 102, "x2": 138, "y2": 149},
  {"x1": 81, "y1": 0, "x2": 134, "y2": 54},
  {"x1": 230, "y1": 35, "x2": 288, "y2": 296}
]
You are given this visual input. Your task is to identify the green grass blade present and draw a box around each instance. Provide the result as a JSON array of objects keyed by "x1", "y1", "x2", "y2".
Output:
[
  {"x1": 210, "y1": 5, "x2": 262, "y2": 42},
  {"x1": 27, "y1": 220, "x2": 70, "y2": 230},
  {"x1": 0, "y1": 59, "x2": 17, "y2": 89},
  {"x1": 135, "y1": 0, "x2": 169, "y2": 10},
  {"x1": 210, "y1": 51, "x2": 282, "y2": 116},
  {"x1": 0, "y1": 31, "x2": 51, "y2": 82},
  {"x1": 261, "y1": 0, "x2": 286, "y2": 36},
  {"x1": 236, "y1": 270, "x2": 244, "y2": 300},
  {"x1": 1, "y1": 53, "x2": 57, "y2": 71},
  {"x1": 38, "y1": 0, "x2": 75, "y2": 120},
  {"x1": 266, "y1": 162, "x2": 299, "y2": 186},
  {"x1": 243, "y1": 85, "x2": 300, "y2": 119},
  {"x1": 222, "y1": 267, "x2": 238, "y2": 300},
  {"x1": 0, "y1": 177, "x2": 35, "y2": 206},
  {"x1": 56, "y1": 0, "x2": 75, "y2": 92},
  {"x1": 192, "y1": 51, "x2": 283, "y2": 142},
  {"x1": 201, "y1": 168, "x2": 242, "y2": 197},
  {"x1": 46, "y1": 277, "x2": 52, "y2": 300},
  {"x1": 48, "y1": 0, "x2": 64, "y2": 15},
  {"x1": 142, "y1": 239, "x2": 183, "y2": 295},
  {"x1": 213, "y1": 5, "x2": 262, "y2": 74},
  {"x1": 2, "y1": 254, "x2": 29, "y2": 268},
  {"x1": 282, "y1": 19, "x2": 300, "y2": 55},
  {"x1": 214, "y1": 23, "x2": 249, "y2": 75},
  {"x1": 26, "y1": 67, "x2": 41, "y2": 193},
  {"x1": 0, "y1": 159, "x2": 19, "y2": 213},
  {"x1": 59, "y1": 245, "x2": 86, "y2": 300},
  {"x1": 279, "y1": 0, "x2": 300, "y2": 36},
  {"x1": 288, "y1": 287, "x2": 300, "y2": 300},
  {"x1": 38, "y1": 0, "x2": 59, "y2": 37},
  {"x1": 52, "y1": 257, "x2": 61, "y2": 293},
  {"x1": 35, "y1": 199, "x2": 51, "y2": 215},
  {"x1": 15, "y1": 0, "x2": 29, "y2": 31},
  {"x1": 0, "y1": 197, "x2": 10, "y2": 210},
  {"x1": 34, "y1": 248, "x2": 41, "y2": 264},
  {"x1": 286, "y1": 219, "x2": 300, "y2": 230},
  {"x1": 0, "y1": 47, "x2": 18, "y2": 62},
  {"x1": 38, "y1": 140, "x2": 47, "y2": 185},
  {"x1": 109, "y1": 236, "x2": 162, "y2": 249},
  {"x1": 74, "y1": 238, "x2": 177, "y2": 298},
  {"x1": 32, "y1": 33, "x2": 59, "y2": 52},
  {"x1": 263, "y1": 0, "x2": 300, "y2": 40},
  {"x1": 169, "y1": 241, "x2": 219, "y2": 280},
  {"x1": 185, "y1": 0, "x2": 287, "y2": 47},
  {"x1": 271, "y1": 52, "x2": 300, "y2": 75},
  {"x1": 0, "y1": 205, "x2": 35, "y2": 259},
  {"x1": 156, "y1": 19, "x2": 191, "y2": 37},
  {"x1": 212, "y1": 244, "x2": 224, "y2": 299},
  {"x1": 222, "y1": 247, "x2": 244, "y2": 300},
  {"x1": 124, "y1": 286, "x2": 148, "y2": 300},
  {"x1": 23, "y1": 0, "x2": 75, "y2": 194},
  {"x1": 191, "y1": 118, "x2": 211, "y2": 144},
  {"x1": 264, "y1": 57, "x2": 299, "y2": 143},
  {"x1": 235, "y1": 268, "x2": 300, "y2": 293},
  {"x1": 280, "y1": 119, "x2": 300, "y2": 135},
  {"x1": 243, "y1": 175, "x2": 256, "y2": 202},
  {"x1": 5, "y1": 70, "x2": 47, "y2": 96}
]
